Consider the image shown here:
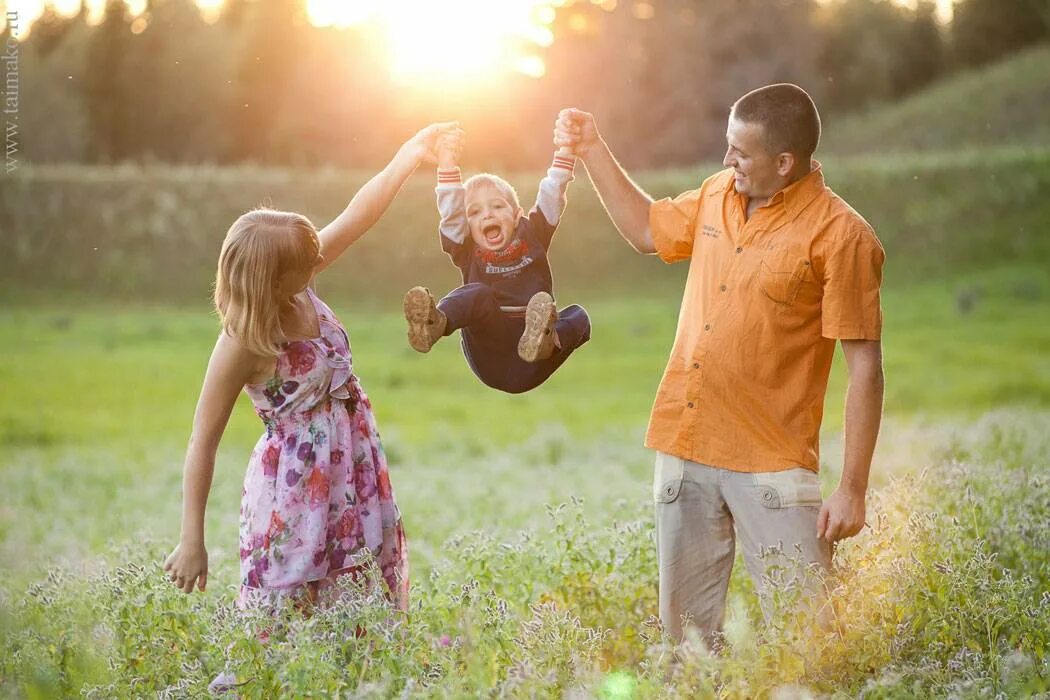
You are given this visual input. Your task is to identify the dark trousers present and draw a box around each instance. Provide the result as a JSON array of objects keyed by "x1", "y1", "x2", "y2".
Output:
[{"x1": 437, "y1": 283, "x2": 591, "y2": 394}]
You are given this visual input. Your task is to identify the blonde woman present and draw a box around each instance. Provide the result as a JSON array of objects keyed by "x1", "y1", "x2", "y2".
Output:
[{"x1": 164, "y1": 123, "x2": 459, "y2": 613}]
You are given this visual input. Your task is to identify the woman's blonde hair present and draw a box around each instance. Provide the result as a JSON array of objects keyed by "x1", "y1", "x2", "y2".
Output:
[{"x1": 214, "y1": 208, "x2": 320, "y2": 357}]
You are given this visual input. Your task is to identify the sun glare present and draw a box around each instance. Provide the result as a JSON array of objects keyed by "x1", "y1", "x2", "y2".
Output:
[
  {"x1": 308, "y1": 0, "x2": 553, "y2": 85},
  {"x1": 306, "y1": 0, "x2": 378, "y2": 29},
  {"x1": 5, "y1": 0, "x2": 558, "y2": 81}
]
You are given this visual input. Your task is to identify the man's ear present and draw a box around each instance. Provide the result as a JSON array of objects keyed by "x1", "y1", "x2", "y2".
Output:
[{"x1": 775, "y1": 152, "x2": 796, "y2": 178}]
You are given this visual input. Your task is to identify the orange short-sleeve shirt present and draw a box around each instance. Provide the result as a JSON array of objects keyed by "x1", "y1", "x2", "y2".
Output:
[{"x1": 646, "y1": 163, "x2": 884, "y2": 473}]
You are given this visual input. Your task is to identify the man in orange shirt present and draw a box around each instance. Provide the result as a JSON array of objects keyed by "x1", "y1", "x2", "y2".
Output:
[{"x1": 554, "y1": 84, "x2": 885, "y2": 643}]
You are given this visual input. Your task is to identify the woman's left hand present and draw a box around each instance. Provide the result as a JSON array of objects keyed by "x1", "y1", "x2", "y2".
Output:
[
  {"x1": 164, "y1": 541, "x2": 209, "y2": 593},
  {"x1": 404, "y1": 122, "x2": 462, "y2": 165}
]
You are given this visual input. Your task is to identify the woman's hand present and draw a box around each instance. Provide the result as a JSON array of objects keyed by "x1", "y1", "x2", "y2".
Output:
[
  {"x1": 164, "y1": 541, "x2": 209, "y2": 593},
  {"x1": 436, "y1": 131, "x2": 464, "y2": 170},
  {"x1": 403, "y1": 122, "x2": 462, "y2": 165},
  {"x1": 315, "y1": 121, "x2": 462, "y2": 269}
]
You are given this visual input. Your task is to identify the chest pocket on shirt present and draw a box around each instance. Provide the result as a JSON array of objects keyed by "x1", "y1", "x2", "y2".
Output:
[{"x1": 758, "y1": 253, "x2": 813, "y2": 305}]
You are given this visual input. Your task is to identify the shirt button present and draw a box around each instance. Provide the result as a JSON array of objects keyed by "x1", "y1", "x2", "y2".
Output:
[
  {"x1": 704, "y1": 324, "x2": 711, "y2": 331},
  {"x1": 687, "y1": 401, "x2": 694, "y2": 408},
  {"x1": 720, "y1": 284, "x2": 727, "y2": 292},
  {"x1": 692, "y1": 362, "x2": 700, "y2": 369},
  {"x1": 736, "y1": 246, "x2": 743, "y2": 254}
]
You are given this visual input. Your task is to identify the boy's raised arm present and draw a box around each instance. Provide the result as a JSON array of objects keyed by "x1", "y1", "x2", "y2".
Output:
[
  {"x1": 534, "y1": 146, "x2": 576, "y2": 230},
  {"x1": 435, "y1": 132, "x2": 471, "y2": 268}
]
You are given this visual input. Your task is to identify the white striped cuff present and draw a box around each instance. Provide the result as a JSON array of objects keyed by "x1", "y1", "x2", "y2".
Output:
[
  {"x1": 437, "y1": 167, "x2": 462, "y2": 185},
  {"x1": 551, "y1": 154, "x2": 576, "y2": 173}
]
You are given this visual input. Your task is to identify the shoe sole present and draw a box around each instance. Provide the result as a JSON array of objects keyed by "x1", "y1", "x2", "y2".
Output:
[
  {"x1": 404, "y1": 286, "x2": 439, "y2": 353},
  {"x1": 518, "y1": 292, "x2": 557, "y2": 362}
]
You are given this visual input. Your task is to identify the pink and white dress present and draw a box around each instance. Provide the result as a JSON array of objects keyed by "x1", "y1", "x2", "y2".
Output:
[{"x1": 238, "y1": 288, "x2": 407, "y2": 608}]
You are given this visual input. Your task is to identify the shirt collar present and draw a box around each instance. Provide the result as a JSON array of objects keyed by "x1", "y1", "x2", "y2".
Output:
[{"x1": 766, "y1": 160, "x2": 825, "y2": 220}]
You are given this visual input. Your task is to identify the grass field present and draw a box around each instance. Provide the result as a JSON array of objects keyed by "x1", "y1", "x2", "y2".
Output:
[
  {"x1": 1, "y1": 407, "x2": 1047, "y2": 697},
  {"x1": 3, "y1": 261, "x2": 1048, "y2": 455},
  {"x1": 3, "y1": 45, "x2": 1050, "y2": 695},
  {"x1": 1, "y1": 258, "x2": 1048, "y2": 696}
]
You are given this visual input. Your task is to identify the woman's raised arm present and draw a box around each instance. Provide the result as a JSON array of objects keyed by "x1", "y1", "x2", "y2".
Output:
[{"x1": 316, "y1": 122, "x2": 461, "y2": 271}]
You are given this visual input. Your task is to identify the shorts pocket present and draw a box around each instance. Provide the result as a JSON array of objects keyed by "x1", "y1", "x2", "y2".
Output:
[
  {"x1": 758, "y1": 255, "x2": 811, "y2": 305},
  {"x1": 653, "y1": 452, "x2": 685, "y2": 504},
  {"x1": 752, "y1": 468, "x2": 822, "y2": 509}
]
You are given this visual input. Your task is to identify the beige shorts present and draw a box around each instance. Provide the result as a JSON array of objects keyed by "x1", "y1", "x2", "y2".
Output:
[{"x1": 653, "y1": 451, "x2": 832, "y2": 643}]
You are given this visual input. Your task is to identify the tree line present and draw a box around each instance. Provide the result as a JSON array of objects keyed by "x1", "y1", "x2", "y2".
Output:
[{"x1": 6, "y1": 0, "x2": 1049, "y2": 169}]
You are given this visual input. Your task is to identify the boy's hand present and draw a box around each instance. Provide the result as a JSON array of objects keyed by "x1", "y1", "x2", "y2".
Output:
[
  {"x1": 554, "y1": 108, "x2": 600, "y2": 157},
  {"x1": 437, "y1": 131, "x2": 464, "y2": 169},
  {"x1": 405, "y1": 122, "x2": 462, "y2": 165}
]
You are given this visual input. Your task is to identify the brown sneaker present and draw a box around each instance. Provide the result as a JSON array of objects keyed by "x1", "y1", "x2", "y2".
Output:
[
  {"x1": 403, "y1": 286, "x2": 446, "y2": 353},
  {"x1": 518, "y1": 291, "x2": 558, "y2": 362}
]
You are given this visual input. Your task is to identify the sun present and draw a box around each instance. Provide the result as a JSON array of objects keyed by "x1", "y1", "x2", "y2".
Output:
[
  {"x1": 307, "y1": 0, "x2": 555, "y2": 85},
  {"x1": 7, "y1": 0, "x2": 559, "y2": 84}
]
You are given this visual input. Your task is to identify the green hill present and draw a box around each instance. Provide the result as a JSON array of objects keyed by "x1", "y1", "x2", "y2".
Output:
[
  {"x1": 5, "y1": 43, "x2": 1050, "y2": 305},
  {"x1": 3, "y1": 148, "x2": 1049, "y2": 303},
  {"x1": 823, "y1": 43, "x2": 1050, "y2": 155}
]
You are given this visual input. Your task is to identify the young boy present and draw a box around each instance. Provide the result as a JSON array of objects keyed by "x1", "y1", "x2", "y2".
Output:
[{"x1": 402, "y1": 133, "x2": 591, "y2": 394}]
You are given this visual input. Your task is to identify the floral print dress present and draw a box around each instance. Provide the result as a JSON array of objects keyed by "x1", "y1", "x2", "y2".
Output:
[{"x1": 238, "y1": 288, "x2": 407, "y2": 608}]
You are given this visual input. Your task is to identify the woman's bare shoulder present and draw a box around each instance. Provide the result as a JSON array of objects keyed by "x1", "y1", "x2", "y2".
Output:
[{"x1": 213, "y1": 329, "x2": 275, "y2": 384}]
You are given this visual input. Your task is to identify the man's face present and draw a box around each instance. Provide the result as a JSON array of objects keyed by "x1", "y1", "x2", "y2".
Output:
[{"x1": 723, "y1": 117, "x2": 782, "y2": 200}]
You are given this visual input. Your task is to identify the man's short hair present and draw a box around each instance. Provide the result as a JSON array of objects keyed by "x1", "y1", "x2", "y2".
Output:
[{"x1": 730, "y1": 84, "x2": 821, "y2": 160}]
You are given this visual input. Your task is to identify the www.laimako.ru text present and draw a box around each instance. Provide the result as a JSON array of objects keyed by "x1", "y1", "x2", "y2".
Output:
[{"x1": 4, "y1": 11, "x2": 19, "y2": 175}]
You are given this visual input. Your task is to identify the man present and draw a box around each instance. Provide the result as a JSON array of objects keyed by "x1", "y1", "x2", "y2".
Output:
[{"x1": 554, "y1": 84, "x2": 885, "y2": 643}]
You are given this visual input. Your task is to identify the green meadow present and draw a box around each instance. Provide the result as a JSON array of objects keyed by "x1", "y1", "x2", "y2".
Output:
[
  {"x1": 2, "y1": 243, "x2": 1048, "y2": 697},
  {"x1": 2, "y1": 47, "x2": 1050, "y2": 698}
]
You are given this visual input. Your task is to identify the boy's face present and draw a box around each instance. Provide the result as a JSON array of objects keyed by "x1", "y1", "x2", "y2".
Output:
[{"x1": 465, "y1": 183, "x2": 523, "y2": 252}]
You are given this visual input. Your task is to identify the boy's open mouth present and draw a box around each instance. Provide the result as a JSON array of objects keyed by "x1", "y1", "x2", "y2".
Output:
[{"x1": 483, "y1": 224, "x2": 502, "y2": 243}]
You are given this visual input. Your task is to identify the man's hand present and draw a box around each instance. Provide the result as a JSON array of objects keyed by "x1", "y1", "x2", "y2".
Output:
[
  {"x1": 404, "y1": 122, "x2": 462, "y2": 165},
  {"x1": 436, "y1": 131, "x2": 464, "y2": 170},
  {"x1": 164, "y1": 541, "x2": 209, "y2": 594},
  {"x1": 554, "y1": 108, "x2": 600, "y2": 157},
  {"x1": 821, "y1": 339, "x2": 883, "y2": 545},
  {"x1": 816, "y1": 487, "x2": 866, "y2": 543}
]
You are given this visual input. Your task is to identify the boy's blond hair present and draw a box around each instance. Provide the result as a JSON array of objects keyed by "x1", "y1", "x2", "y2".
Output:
[
  {"x1": 214, "y1": 208, "x2": 320, "y2": 357},
  {"x1": 463, "y1": 173, "x2": 521, "y2": 211}
]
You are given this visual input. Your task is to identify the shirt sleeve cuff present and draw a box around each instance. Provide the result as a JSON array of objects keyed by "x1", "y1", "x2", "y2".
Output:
[
  {"x1": 551, "y1": 153, "x2": 576, "y2": 174},
  {"x1": 437, "y1": 167, "x2": 462, "y2": 186},
  {"x1": 820, "y1": 323, "x2": 883, "y2": 341},
  {"x1": 649, "y1": 198, "x2": 691, "y2": 264}
]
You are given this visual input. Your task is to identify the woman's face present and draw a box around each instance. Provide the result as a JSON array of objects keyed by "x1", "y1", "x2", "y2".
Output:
[{"x1": 274, "y1": 253, "x2": 323, "y2": 302}]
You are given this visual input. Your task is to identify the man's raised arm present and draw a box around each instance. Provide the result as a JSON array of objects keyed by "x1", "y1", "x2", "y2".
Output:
[{"x1": 554, "y1": 108, "x2": 655, "y2": 254}]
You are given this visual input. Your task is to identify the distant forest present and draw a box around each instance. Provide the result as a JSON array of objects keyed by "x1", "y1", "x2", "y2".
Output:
[{"x1": 6, "y1": 0, "x2": 1049, "y2": 168}]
